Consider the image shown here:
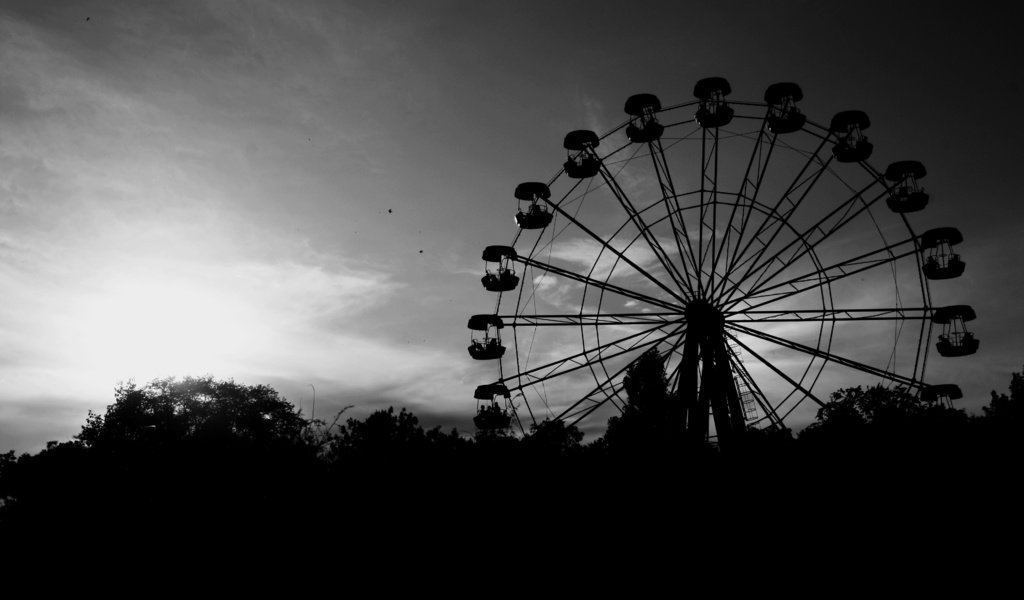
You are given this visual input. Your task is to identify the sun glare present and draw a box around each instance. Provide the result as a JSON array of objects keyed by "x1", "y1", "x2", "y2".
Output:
[{"x1": 72, "y1": 276, "x2": 262, "y2": 380}]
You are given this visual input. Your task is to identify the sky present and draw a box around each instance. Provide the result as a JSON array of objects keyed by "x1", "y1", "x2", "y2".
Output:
[{"x1": 1, "y1": 0, "x2": 1022, "y2": 452}]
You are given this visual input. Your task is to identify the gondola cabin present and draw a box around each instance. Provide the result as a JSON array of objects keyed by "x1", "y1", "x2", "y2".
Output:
[
  {"x1": 473, "y1": 383, "x2": 513, "y2": 430},
  {"x1": 920, "y1": 227, "x2": 965, "y2": 280},
  {"x1": 481, "y1": 245, "x2": 519, "y2": 292},
  {"x1": 932, "y1": 305, "x2": 979, "y2": 357},
  {"x1": 764, "y1": 82, "x2": 806, "y2": 134},
  {"x1": 514, "y1": 182, "x2": 553, "y2": 230},
  {"x1": 830, "y1": 110, "x2": 873, "y2": 162},
  {"x1": 921, "y1": 383, "x2": 963, "y2": 407},
  {"x1": 563, "y1": 130, "x2": 601, "y2": 179},
  {"x1": 694, "y1": 77, "x2": 734, "y2": 128},
  {"x1": 624, "y1": 93, "x2": 664, "y2": 143},
  {"x1": 885, "y1": 161, "x2": 929, "y2": 213},
  {"x1": 467, "y1": 314, "x2": 506, "y2": 360}
]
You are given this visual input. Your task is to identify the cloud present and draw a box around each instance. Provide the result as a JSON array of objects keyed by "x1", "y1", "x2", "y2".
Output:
[
  {"x1": 547, "y1": 235, "x2": 661, "y2": 281},
  {"x1": 533, "y1": 273, "x2": 558, "y2": 292},
  {"x1": 580, "y1": 94, "x2": 610, "y2": 136}
]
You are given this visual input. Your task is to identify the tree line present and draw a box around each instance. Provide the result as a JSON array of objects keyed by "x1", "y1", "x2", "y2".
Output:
[{"x1": 1, "y1": 351, "x2": 1021, "y2": 538}]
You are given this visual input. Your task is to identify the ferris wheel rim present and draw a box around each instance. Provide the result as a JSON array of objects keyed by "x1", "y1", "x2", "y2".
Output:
[
  {"x1": 470, "y1": 84, "x2": 967, "y2": 441},
  {"x1": 514, "y1": 104, "x2": 917, "y2": 426}
]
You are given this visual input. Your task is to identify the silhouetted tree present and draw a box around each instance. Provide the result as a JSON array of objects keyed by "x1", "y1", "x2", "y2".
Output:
[
  {"x1": 523, "y1": 418, "x2": 584, "y2": 457},
  {"x1": 329, "y1": 406, "x2": 429, "y2": 462},
  {"x1": 973, "y1": 365, "x2": 1024, "y2": 467},
  {"x1": 733, "y1": 424, "x2": 796, "y2": 460},
  {"x1": 16, "y1": 365, "x2": 1024, "y2": 539},
  {"x1": 1, "y1": 376, "x2": 322, "y2": 537},
  {"x1": 601, "y1": 349, "x2": 695, "y2": 459},
  {"x1": 0, "y1": 450, "x2": 14, "y2": 503},
  {"x1": 982, "y1": 366, "x2": 1024, "y2": 425},
  {"x1": 324, "y1": 406, "x2": 475, "y2": 500},
  {"x1": 798, "y1": 384, "x2": 970, "y2": 473},
  {"x1": 78, "y1": 376, "x2": 309, "y2": 451}
]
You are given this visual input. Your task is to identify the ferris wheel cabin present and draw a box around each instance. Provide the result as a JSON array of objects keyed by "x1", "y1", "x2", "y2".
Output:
[
  {"x1": 885, "y1": 160, "x2": 929, "y2": 213},
  {"x1": 473, "y1": 383, "x2": 513, "y2": 430},
  {"x1": 692, "y1": 75, "x2": 733, "y2": 127},
  {"x1": 514, "y1": 182, "x2": 553, "y2": 230},
  {"x1": 563, "y1": 130, "x2": 601, "y2": 178},
  {"x1": 480, "y1": 245, "x2": 519, "y2": 292},
  {"x1": 922, "y1": 383, "x2": 963, "y2": 407},
  {"x1": 932, "y1": 305, "x2": 979, "y2": 357},
  {"x1": 764, "y1": 82, "x2": 807, "y2": 134},
  {"x1": 624, "y1": 93, "x2": 665, "y2": 143},
  {"x1": 920, "y1": 227, "x2": 966, "y2": 280},
  {"x1": 467, "y1": 314, "x2": 506, "y2": 360},
  {"x1": 830, "y1": 110, "x2": 873, "y2": 162},
  {"x1": 694, "y1": 77, "x2": 734, "y2": 128}
]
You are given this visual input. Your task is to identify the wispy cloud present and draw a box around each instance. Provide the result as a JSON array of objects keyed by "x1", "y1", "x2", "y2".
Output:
[{"x1": 548, "y1": 235, "x2": 659, "y2": 280}]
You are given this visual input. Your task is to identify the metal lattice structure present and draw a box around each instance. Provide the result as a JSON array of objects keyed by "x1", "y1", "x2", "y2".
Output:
[{"x1": 467, "y1": 79, "x2": 975, "y2": 445}]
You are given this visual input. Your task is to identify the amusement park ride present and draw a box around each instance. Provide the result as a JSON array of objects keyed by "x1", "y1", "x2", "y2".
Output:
[{"x1": 467, "y1": 78, "x2": 976, "y2": 446}]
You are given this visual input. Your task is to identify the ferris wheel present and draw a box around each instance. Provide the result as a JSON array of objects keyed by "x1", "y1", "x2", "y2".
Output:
[{"x1": 467, "y1": 78, "x2": 976, "y2": 444}]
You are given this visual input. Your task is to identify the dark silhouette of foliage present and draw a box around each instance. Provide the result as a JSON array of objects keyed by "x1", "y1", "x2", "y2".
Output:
[
  {"x1": 325, "y1": 406, "x2": 471, "y2": 498},
  {"x1": 803, "y1": 384, "x2": 965, "y2": 431},
  {"x1": 800, "y1": 384, "x2": 970, "y2": 449},
  {"x1": 732, "y1": 424, "x2": 796, "y2": 458},
  {"x1": 1, "y1": 376, "x2": 322, "y2": 538},
  {"x1": 795, "y1": 384, "x2": 977, "y2": 497},
  {"x1": 524, "y1": 418, "x2": 583, "y2": 457},
  {"x1": 78, "y1": 376, "x2": 310, "y2": 452},
  {"x1": 5, "y1": 366, "x2": 1024, "y2": 542},
  {"x1": 601, "y1": 349, "x2": 697, "y2": 458},
  {"x1": 331, "y1": 406, "x2": 428, "y2": 460},
  {"x1": 331, "y1": 406, "x2": 457, "y2": 460},
  {"x1": 982, "y1": 365, "x2": 1024, "y2": 425},
  {"x1": 0, "y1": 449, "x2": 15, "y2": 505},
  {"x1": 973, "y1": 365, "x2": 1024, "y2": 466}
]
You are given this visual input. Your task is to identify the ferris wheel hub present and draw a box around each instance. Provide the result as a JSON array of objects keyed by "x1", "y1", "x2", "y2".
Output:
[{"x1": 684, "y1": 299, "x2": 724, "y2": 334}]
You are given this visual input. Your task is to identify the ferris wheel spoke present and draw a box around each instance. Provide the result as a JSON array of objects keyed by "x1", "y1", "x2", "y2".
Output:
[
  {"x1": 518, "y1": 256, "x2": 683, "y2": 312},
  {"x1": 730, "y1": 240, "x2": 918, "y2": 312},
  {"x1": 727, "y1": 180, "x2": 891, "y2": 303},
  {"x1": 737, "y1": 241, "x2": 921, "y2": 309},
  {"x1": 708, "y1": 127, "x2": 723, "y2": 295},
  {"x1": 724, "y1": 307, "x2": 933, "y2": 323},
  {"x1": 648, "y1": 138, "x2": 702, "y2": 291},
  {"x1": 594, "y1": 153, "x2": 694, "y2": 297},
  {"x1": 502, "y1": 321, "x2": 683, "y2": 393},
  {"x1": 559, "y1": 380, "x2": 624, "y2": 424},
  {"x1": 725, "y1": 322, "x2": 920, "y2": 388},
  {"x1": 548, "y1": 336, "x2": 684, "y2": 425},
  {"x1": 538, "y1": 193, "x2": 689, "y2": 306},
  {"x1": 719, "y1": 183, "x2": 888, "y2": 308},
  {"x1": 509, "y1": 324, "x2": 538, "y2": 427},
  {"x1": 499, "y1": 313, "x2": 685, "y2": 327},
  {"x1": 559, "y1": 325, "x2": 688, "y2": 425},
  {"x1": 710, "y1": 113, "x2": 772, "y2": 299},
  {"x1": 723, "y1": 329, "x2": 826, "y2": 409},
  {"x1": 714, "y1": 134, "x2": 832, "y2": 304},
  {"x1": 857, "y1": 159, "x2": 887, "y2": 182},
  {"x1": 560, "y1": 358, "x2": 636, "y2": 424},
  {"x1": 724, "y1": 157, "x2": 833, "y2": 301}
]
